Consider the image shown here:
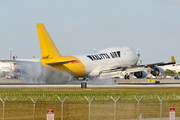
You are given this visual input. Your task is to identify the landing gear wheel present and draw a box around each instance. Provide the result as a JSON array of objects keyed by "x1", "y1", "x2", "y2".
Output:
[{"x1": 124, "y1": 75, "x2": 130, "y2": 80}]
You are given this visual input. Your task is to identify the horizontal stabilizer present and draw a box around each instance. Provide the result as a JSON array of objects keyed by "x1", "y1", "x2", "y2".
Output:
[
  {"x1": 0, "y1": 59, "x2": 39, "y2": 63},
  {"x1": 46, "y1": 60, "x2": 78, "y2": 65}
]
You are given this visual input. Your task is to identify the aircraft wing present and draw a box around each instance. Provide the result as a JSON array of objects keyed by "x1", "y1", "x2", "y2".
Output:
[
  {"x1": 101, "y1": 56, "x2": 176, "y2": 73},
  {"x1": 138, "y1": 56, "x2": 176, "y2": 68},
  {"x1": 138, "y1": 62, "x2": 176, "y2": 68}
]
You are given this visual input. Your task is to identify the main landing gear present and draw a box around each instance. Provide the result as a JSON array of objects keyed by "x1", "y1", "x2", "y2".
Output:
[{"x1": 124, "y1": 74, "x2": 130, "y2": 79}]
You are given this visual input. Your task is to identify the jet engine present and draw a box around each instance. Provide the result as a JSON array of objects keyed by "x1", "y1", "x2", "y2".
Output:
[
  {"x1": 134, "y1": 70, "x2": 148, "y2": 78},
  {"x1": 151, "y1": 66, "x2": 164, "y2": 76}
]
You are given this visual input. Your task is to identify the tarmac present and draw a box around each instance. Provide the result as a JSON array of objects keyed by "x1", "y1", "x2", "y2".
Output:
[
  {"x1": 115, "y1": 78, "x2": 180, "y2": 84},
  {"x1": 0, "y1": 78, "x2": 180, "y2": 89}
]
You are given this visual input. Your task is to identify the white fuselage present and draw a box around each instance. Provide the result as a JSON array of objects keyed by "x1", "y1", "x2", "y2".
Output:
[{"x1": 75, "y1": 46, "x2": 138, "y2": 77}]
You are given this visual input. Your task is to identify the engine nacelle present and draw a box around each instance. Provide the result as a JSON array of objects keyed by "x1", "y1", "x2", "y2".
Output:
[
  {"x1": 134, "y1": 70, "x2": 148, "y2": 78},
  {"x1": 151, "y1": 66, "x2": 164, "y2": 76}
]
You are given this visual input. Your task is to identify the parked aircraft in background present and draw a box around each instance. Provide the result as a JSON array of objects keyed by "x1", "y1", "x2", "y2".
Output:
[
  {"x1": 35, "y1": 23, "x2": 176, "y2": 79},
  {"x1": 0, "y1": 57, "x2": 40, "y2": 78},
  {"x1": 0, "y1": 62, "x2": 13, "y2": 73}
]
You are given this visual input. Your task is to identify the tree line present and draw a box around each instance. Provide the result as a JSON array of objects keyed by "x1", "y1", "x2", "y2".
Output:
[{"x1": 164, "y1": 69, "x2": 180, "y2": 76}]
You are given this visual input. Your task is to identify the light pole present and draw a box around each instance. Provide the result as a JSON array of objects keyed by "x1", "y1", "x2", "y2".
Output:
[
  {"x1": 9, "y1": 49, "x2": 12, "y2": 60},
  {"x1": 137, "y1": 49, "x2": 140, "y2": 54},
  {"x1": 93, "y1": 49, "x2": 96, "y2": 52},
  {"x1": 9, "y1": 49, "x2": 12, "y2": 70},
  {"x1": 137, "y1": 49, "x2": 140, "y2": 65},
  {"x1": 177, "y1": 55, "x2": 178, "y2": 64}
]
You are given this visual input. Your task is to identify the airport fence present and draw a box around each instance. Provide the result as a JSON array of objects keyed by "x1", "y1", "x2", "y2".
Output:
[{"x1": 0, "y1": 96, "x2": 180, "y2": 120}]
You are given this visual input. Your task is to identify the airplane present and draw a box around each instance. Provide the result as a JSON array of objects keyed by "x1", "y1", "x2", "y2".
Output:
[
  {"x1": 0, "y1": 57, "x2": 40, "y2": 78},
  {"x1": 0, "y1": 56, "x2": 17, "y2": 77},
  {"x1": 0, "y1": 62, "x2": 13, "y2": 73},
  {"x1": 34, "y1": 23, "x2": 176, "y2": 80}
]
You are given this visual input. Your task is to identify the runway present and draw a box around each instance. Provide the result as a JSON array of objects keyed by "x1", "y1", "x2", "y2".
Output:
[
  {"x1": 0, "y1": 78, "x2": 180, "y2": 89},
  {"x1": 1, "y1": 84, "x2": 180, "y2": 89}
]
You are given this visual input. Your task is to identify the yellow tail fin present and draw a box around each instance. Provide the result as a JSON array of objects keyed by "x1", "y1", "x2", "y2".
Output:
[
  {"x1": 171, "y1": 56, "x2": 175, "y2": 62},
  {"x1": 36, "y1": 23, "x2": 62, "y2": 58}
]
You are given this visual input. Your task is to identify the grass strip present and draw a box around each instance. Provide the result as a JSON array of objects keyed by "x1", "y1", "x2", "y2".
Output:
[{"x1": 0, "y1": 87, "x2": 180, "y2": 102}]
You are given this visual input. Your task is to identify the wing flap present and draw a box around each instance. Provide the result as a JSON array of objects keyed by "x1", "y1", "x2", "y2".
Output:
[
  {"x1": 101, "y1": 66, "x2": 145, "y2": 74},
  {"x1": 125, "y1": 67, "x2": 145, "y2": 73}
]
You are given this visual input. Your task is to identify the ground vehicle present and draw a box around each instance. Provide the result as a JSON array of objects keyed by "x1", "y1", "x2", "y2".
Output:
[
  {"x1": 174, "y1": 76, "x2": 180, "y2": 79},
  {"x1": 5, "y1": 75, "x2": 11, "y2": 79}
]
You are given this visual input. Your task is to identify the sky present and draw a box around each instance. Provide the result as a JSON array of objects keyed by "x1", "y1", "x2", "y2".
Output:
[{"x1": 0, "y1": 0, "x2": 180, "y2": 64}]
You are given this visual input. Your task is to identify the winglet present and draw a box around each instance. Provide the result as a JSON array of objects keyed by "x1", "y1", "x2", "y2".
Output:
[{"x1": 171, "y1": 56, "x2": 176, "y2": 63}]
